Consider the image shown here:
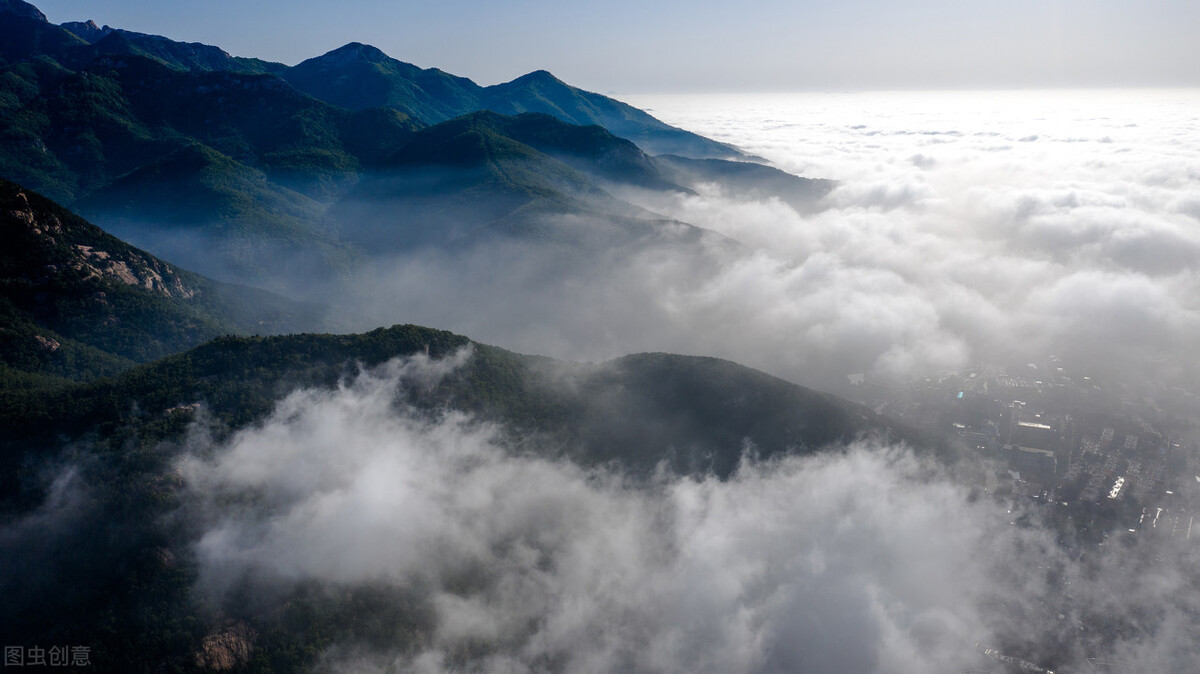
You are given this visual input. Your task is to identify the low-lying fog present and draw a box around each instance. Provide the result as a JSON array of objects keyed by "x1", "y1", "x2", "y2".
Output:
[
  {"x1": 359, "y1": 89, "x2": 1200, "y2": 400},
  {"x1": 173, "y1": 354, "x2": 1196, "y2": 672}
]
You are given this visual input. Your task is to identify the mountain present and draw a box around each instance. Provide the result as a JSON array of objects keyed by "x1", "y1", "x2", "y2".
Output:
[
  {"x1": 0, "y1": 0, "x2": 280, "y2": 75},
  {"x1": 0, "y1": 3, "x2": 273, "y2": 76},
  {"x1": 0, "y1": 179, "x2": 328, "y2": 386},
  {"x1": 1, "y1": 38, "x2": 714, "y2": 289},
  {"x1": 653, "y1": 153, "x2": 836, "y2": 213},
  {"x1": 0, "y1": 47, "x2": 421, "y2": 288},
  {"x1": 3, "y1": 324, "x2": 908, "y2": 473},
  {"x1": 336, "y1": 110, "x2": 718, "y2": 252},
  {"x1": 0, "y1": 2, "x2": 833, "y2": 296},
  {"x1": 479, "y1": 69, "x2": 738, "y2": 159},
  {"x1": 464, "y1": 110, "x2": 683, "y2": 190},
  {"x1": 60, "y1": 21, "x2": 286, "y2": 75},
  {"x1": 285, "y1": 43, "x2": 742, "y2": 159},
  {"x1": 0, "y1": 321, "x2": 924, "y2": 673},
  {"x1": 281, "y1": 42, "x2": 481, "y2": 124},
  {"x1": 59, "y1": 19, "x2": 107, "y2": 42},
  {"x1": 473, "y1": 115, "x2": 834, "y2": 211},
  {"x1": 2, "y1": 5, "x2": 740, "y2": 160},
  {"x1": 0, "y1": 0, "x2": 44, "y2": 21},
  {"x1": 0, "y1": 1, "x2": 87, "y2": 66},
  {"x1": 0, "y1": 51, "x2": 420, "y2": 202}
]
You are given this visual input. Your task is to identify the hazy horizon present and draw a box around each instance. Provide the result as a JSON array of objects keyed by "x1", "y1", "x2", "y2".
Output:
[{"x1": 30, "y1": 0, "x2": 1200, "y2": 93}]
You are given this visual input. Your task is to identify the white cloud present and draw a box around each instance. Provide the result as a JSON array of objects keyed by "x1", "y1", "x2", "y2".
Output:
[
  {"x1": 178, "y1": 354, "x2": 1200, "y2": 673},
  {"x1": 602, "y1": 90, "x2": 1200, "y2": 393}
]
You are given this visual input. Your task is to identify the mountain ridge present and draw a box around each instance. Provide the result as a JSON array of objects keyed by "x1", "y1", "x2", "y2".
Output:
[
  {"x1": 0, "y1": 0, "x2": 44, "y2": 22},
  {"x1": 336, "y1": 110, "x2": 711, "y2": 251},
  {"x1": 286, "y1": 41, "x2": 744, "y2": 159}
]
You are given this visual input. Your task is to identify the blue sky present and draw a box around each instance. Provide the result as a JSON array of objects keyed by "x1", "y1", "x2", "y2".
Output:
[{"x1": 30, "y1": 0, "x2": 1200, "y2": 92}]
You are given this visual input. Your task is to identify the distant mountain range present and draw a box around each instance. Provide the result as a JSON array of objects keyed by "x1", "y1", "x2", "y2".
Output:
[
  {"x1": 282, "y1": 42, "x2": 737, "y2": 158},
  {"x1": 336, "y1": 109, "x2": 711, "y2": 251},
  {"x1": 0, "y1": 0, "x2": 831, "y2": 294}
]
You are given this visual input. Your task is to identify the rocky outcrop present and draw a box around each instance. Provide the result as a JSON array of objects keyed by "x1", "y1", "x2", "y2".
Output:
[
  {"x1": 3, "y1": 187, "x2": 198, "y2": 299},
  {"x1": 195, "y1": 622, "x2": 256, "y2": 671},
  {"x1": 72, "y1": 244, "x2": 196, "y2": 298}
]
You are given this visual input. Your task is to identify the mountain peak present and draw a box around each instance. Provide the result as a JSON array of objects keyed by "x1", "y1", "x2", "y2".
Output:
[
  {"x1": 0, "y1": 0, "x2": 47, "y2": 21},
  {"x1": 61, "y1": 19, "x2": 114, "y2": 43},
  {"x1": 511, "y1": 69, "x2": 565, "y2": 86},
  {"x1": 316, "y1": 42, "x2": 391, "y2": 67}
]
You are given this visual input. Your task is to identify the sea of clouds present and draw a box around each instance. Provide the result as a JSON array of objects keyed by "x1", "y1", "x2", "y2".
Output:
[
  {"x1": 364, "y1": 89, "x2": 1200, "y2": 399},
  {"x1": 622, "y1": 89, "x2": 1200, "y2": 394}
]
